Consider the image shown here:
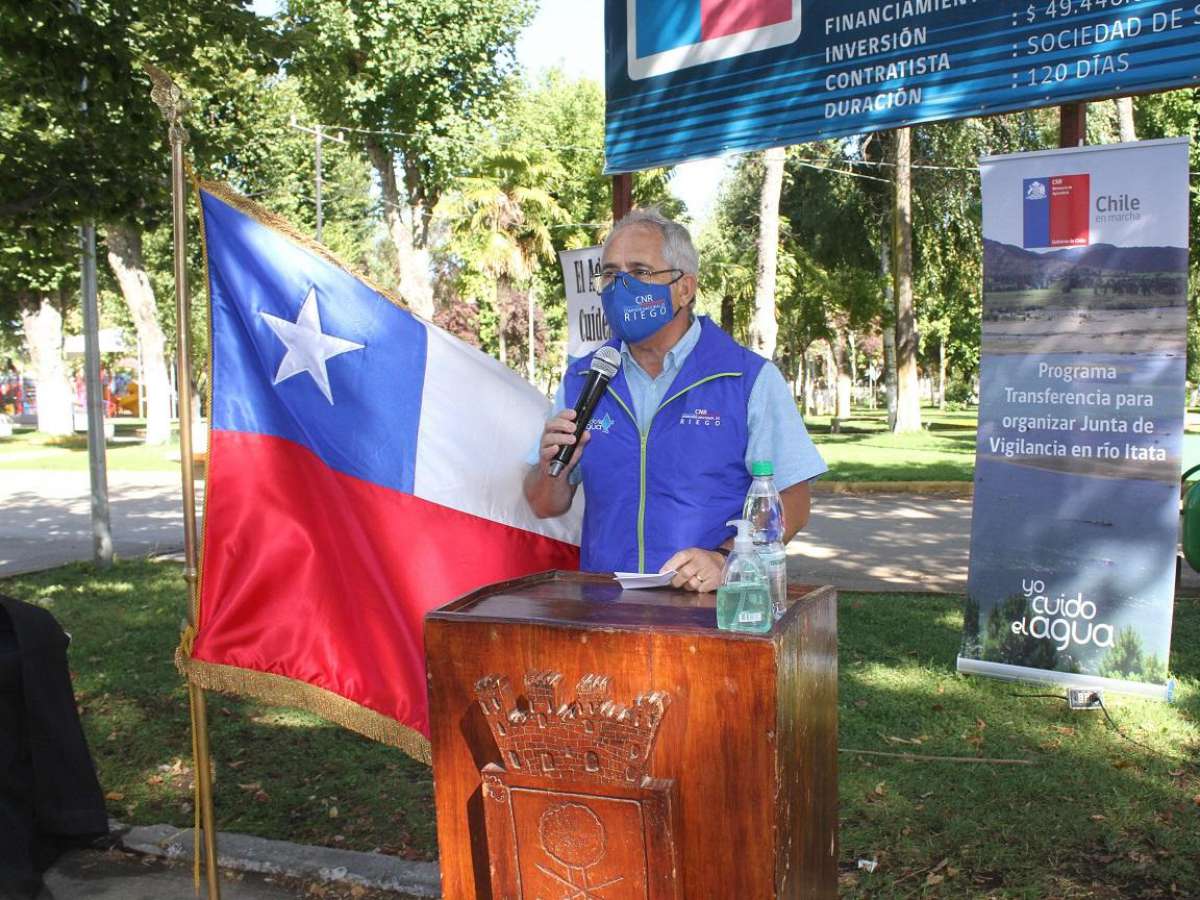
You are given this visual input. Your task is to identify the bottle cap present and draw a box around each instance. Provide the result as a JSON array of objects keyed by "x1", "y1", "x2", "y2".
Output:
[{"x1": 751, "y1": 460, "x2": 773, "y2": 476}]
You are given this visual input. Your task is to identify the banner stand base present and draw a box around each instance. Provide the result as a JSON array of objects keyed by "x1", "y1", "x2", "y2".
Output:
[{"x1": 956, "y1": 657, "x2": 1169, "y2": 702}]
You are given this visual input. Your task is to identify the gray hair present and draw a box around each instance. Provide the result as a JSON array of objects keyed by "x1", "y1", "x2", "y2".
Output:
[{"x1": 605, "y1": 207, "x2": 699, "y2": 276}]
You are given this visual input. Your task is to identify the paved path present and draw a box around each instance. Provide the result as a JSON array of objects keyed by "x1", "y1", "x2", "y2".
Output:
[
  {"x1": 0, "y1": 469, "x2": 978, "y2": 592},
  {"x1": 792, "y1": 491, "x2": 972, "y2": 593},
  {"x1": 0, "y1": 470, "x2": 202, "y2": 577},
  {"x1": 4, "y1": 470, "x2": 1195, "y2": 594},
  {"x1": 31, "y1": 824, "x2": 439, "y2": 899},
  {"x1": 40, "y1": 848, "x2": 303, "y2": 900}
]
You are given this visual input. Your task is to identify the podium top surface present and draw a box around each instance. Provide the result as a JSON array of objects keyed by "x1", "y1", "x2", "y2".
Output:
[{"x1": 427, "y1": 570, "x2": 833, "y2": 637}]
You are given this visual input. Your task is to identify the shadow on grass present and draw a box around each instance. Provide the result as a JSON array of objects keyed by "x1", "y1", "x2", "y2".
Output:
[
  {"x1": 1169, "y1": 593, "x2": 1200, "y2": 721},
  {"x1": 827, "y1": 460, "x2": 974, "y2": 482},
  {"x1": 0, "y1": 560, "x2": 437, "y2": 859},
  {"x1": 838, "y1": 592, "x2": 1200, "y2": 898},
  {"x1": 6, "y1": 561, "x2": 1196, "y2": 897}
]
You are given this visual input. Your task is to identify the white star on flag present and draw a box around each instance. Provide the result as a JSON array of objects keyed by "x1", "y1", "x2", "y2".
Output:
[{"x1": 260, "y1": 287, "x2": 364, "y2": 404}]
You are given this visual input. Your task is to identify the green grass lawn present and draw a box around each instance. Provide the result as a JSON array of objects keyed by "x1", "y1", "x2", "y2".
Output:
[
  {"x1": 6, "y1": 406, "x2": 1200, "y2": 486},
  {"x1": 2, "y1": 559, "x2": 1198, "y2": 896},
  {"x1": 808, "y1": 407, "x2": 980, "y2": 482},
  {"x1": 0, "y1": 424, "x2": 183, "y2": 473},
  {"x1": 808, "y1": 407, "x2": 1200, "y2": 483}
]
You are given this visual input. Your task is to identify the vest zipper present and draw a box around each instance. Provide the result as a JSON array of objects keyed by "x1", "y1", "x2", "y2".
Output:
[{"x1": 606, "y1": 372, "x2": 741, "y2": 573}]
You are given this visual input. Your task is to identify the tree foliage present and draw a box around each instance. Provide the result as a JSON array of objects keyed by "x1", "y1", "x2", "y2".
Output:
[{"x1": 284, "y1": 0, "x2": 534, "y2": 236}]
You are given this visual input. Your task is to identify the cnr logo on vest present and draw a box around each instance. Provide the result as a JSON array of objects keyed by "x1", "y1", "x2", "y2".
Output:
[
  {"x1": 680, "y1": 407, "x2": 721, "y2": 427},
  {"x1": 587, "y1": 413, "x2": 616, "y2": 434}
]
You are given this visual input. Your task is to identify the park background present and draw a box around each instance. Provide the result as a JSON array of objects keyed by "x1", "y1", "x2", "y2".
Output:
[{"x1": 3, "y1": 1, "x2": 1200, "y2": 897}]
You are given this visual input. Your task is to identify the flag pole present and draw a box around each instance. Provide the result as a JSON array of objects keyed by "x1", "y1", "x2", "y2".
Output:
[{"x1": 146, "y1": 64, "x2": 221, "y2": 900}]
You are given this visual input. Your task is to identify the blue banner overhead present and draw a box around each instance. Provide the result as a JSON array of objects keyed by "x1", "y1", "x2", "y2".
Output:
[{"x1": 604, "y1": 0, "x2": 1200, "y2": 172}]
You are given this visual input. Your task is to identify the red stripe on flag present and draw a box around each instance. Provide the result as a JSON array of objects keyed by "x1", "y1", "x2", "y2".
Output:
[
  {"x1": 1049, "y1": 174, "x2": 1090, "y2": 247},
  {"x1": 701, "y1": 0, "x2": 790, "y2": 40},
  {"x1": 193, "y1": 430, "x2": 579, "y2": 737}
]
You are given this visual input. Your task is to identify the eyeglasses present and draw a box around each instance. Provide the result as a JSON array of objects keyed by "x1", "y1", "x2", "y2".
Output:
[{"x1": 590, "y1": 268, "x2": 684, "y2": 292}]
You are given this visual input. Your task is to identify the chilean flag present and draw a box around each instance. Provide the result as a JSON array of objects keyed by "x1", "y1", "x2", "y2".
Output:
[
  {"x1": 1023, "y1": 174, "x2": 1090, "y2": 249},
  {"x1": 635, "y1": 0, "x2": 792, "y2": 57},
  {"x1": 187, "y1": 185, "x2": 580, "y2": 755}
]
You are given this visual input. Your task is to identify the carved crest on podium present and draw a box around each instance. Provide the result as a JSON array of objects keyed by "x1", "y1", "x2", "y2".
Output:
[{"x1": 475, "y1": 671, "x2": 681, "y2": 899}]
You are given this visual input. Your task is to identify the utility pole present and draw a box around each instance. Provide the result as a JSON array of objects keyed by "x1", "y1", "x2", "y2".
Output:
[
  {"x1": 80, "y1": 225, "x2": 113, "y2": 567},
  {"x1": 290, "y1": 117, "x2": 345, "y2": 242},
  {"x1": 612, "y1": 173, "x2": 633, "y2": 222},
  {"x1": 314, "y1": 124, "x2": 323, "y2": 242},
  {"x1": 74, "y1": 0, "x2": 112, "y2": 567},
  {"x1": 1060, "y1": 103, "x2": 1087, "y2": 148}
]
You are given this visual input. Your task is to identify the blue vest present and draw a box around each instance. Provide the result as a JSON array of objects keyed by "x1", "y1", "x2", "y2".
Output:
[{"x1": 565, "y1": 317, "x2": 767, "y2": 573}]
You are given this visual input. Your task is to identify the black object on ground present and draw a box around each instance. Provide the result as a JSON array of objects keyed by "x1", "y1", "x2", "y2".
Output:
[{"x1": 0, "y1": 594, "x2": 108, "y2": 900}]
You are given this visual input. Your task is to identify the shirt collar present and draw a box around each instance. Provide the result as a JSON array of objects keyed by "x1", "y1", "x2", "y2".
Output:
[{"x1": 620, "y1": 315, "x2": 702, "y2": 378}]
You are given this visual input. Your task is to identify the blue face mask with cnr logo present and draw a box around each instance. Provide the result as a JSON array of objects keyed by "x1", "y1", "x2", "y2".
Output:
[{"x1": 600, "y1": 273, "x2": 678, "y2": 344}]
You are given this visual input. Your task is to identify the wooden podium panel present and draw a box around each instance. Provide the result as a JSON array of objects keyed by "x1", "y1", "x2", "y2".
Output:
[{"x1": 425, "y1": 572, "x2": 838, "y2": 899}]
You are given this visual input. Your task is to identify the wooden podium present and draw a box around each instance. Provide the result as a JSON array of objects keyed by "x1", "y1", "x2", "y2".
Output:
[{"x1": 425, "y1": 572, "x2": 838, "y2": 899}]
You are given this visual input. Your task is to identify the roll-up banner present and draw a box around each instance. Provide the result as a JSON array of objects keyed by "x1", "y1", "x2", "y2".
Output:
[
  {"x1": 559, "y1": 246, "x2": 610, "y2": 361},
  {"x1": 960, "y1": 138, "x2": 1190, "y2": 699}
]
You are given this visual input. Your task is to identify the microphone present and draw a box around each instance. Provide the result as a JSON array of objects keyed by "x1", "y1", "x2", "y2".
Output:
[{"x1": 548, "y1": 345, "x2": 621, "y2": 478}]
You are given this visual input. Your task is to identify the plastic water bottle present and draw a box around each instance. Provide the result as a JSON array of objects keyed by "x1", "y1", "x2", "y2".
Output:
[
  {"x1": 716, "y1": 519, "x2": 772, "y2": 634},
  {"x1": 743, "y1": 460, "x2": 788, "y2": 618}
]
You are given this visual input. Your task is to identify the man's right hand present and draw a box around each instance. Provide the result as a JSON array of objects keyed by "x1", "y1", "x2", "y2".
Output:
[
  {"x1": 524, "y1": 408, "x2": 588, "y2": 518},
  {"x1": 537, "y1": 408, "x2": 590, "y2": 477}
]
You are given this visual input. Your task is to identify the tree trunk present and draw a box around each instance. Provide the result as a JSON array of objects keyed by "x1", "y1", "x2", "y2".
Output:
[
  {"x1": 105, "y1": 222, "x2": 172, "y2": 445},
  {"x1": 496, "y1": 281, "x2": 508, "y2": 366},
  {"x1": 750, "y1": 146, "x2": 786, "y2": 358},
  {"x1": 938, "y1": 337, "x2": 947, "y2": 410},
  {"x1": 830, "y1": 334, "x2": 852, "y2": 421},
  {"x1": 19, "y1": 295, "x2": 73, "y2": 435},
  {"x1": 822, "y1": 341, "x2": 838, "y2": 416},
  {"x1": 526, "y1": 287, "x2": 536, "y2": 382},
  {"x1": 879, "y1": 239, "x2": 897, "y2": 429},
  {"x1": 365, "y1": 138, "x2": 435, "y2": 320},
  {"x1": 720, "y1": 293, "x2": 734, "y2": 334},
  {"x1": 801, "y1": 350, "x2": 815, "y2": 417},
  {"x1": 848, "y1": 330, "x2": 857, "y2": 402},
  {"x1": 883, "y1": 326, "x2": 898, "y2": 432},
  {"x1": 892, "y1": 127, "x2": 922, "y2": 433},
  {"x1": 1115, "y1": 97, "x2": 1137, "y2": 142}
]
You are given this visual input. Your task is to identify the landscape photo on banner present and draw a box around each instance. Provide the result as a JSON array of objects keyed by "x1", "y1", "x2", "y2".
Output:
[
  {"x1": 960, "y1": 138, "x2": 1189, "y2": 699},
  {"x1": 180, "y1": 183, "x2": 581, "y2": 760}
]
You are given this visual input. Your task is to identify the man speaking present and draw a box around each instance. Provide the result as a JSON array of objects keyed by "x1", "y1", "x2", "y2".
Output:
[{"x1": 524, "y1": 209, "x2": 825, "y2": 592}]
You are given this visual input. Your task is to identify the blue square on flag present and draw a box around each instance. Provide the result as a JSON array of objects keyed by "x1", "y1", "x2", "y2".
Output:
[
  {"x1": 1023, "y1": 178, "x2": 1051, "y2": 249},
  {"x1": 628, "y1": 0, "x2": 801, "y2": 80}
]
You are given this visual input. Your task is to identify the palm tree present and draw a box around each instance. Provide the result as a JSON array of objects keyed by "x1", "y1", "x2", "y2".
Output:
[{"x1": 441, "y1": 149, "x2": 567, "y2": 378}]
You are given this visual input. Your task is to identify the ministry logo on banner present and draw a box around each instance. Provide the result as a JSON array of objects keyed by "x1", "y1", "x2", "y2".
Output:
[
  {"x1": 627, "y1": 0, "x2": 802, "y2": 80},
  {"x1": 1023, "y1": 174, "x2": 1090, "y2": 249}
]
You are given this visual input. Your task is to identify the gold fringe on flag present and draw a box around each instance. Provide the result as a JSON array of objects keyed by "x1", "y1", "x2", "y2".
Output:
[{"x1": 176, "y1": 648, "x2": 433, "y2": 764}]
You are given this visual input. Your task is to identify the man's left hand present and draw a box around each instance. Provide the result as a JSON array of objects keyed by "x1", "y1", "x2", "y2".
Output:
[{"x1": 660, "y1": 548, "x2": 725, "y2": 593}]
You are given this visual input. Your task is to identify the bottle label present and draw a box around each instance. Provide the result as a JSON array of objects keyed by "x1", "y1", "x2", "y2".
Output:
[{"x1": 737, "y1": 611, "x2": 764, "y2": 624}]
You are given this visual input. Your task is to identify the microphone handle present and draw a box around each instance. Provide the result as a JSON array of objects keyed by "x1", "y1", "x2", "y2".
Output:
[{"x1": 548, "y1": 372, "x2": 611, "y2": 477}]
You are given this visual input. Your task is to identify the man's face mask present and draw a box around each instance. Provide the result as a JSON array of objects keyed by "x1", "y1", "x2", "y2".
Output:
[{"x1": 599, "y1": 271, "x2": 684, "y2": 344}]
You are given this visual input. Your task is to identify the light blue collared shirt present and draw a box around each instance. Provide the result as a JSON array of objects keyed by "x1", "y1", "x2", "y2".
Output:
[{"x1": 528, "y1": 318, "x2": 827, "y2": 487}]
